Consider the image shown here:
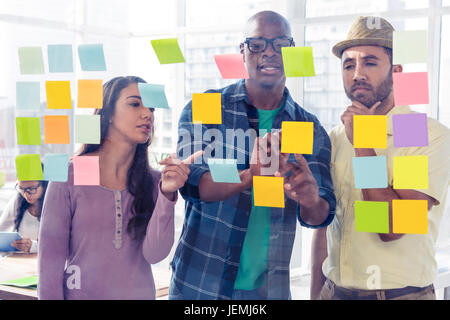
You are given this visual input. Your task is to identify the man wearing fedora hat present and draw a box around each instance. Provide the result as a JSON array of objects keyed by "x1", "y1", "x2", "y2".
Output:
[{"x1": 310, "y1": 16, "x2": 450, "y2": 300}]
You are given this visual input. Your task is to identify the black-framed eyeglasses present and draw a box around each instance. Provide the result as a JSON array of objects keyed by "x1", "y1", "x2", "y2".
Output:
[
  {"x1": 15, "y1": 183, "x2": 41, "y2": 195},
  {"x1": 243, "y1": 36, "x2": 294, "y2": 54}
]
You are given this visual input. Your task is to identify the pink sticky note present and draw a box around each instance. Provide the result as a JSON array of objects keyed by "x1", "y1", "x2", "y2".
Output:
[
  {"x1": 393, "y1": 72, "x2": 429, "y2": 106},
  {"x1": 73, "y1": 156, "x2": 100, "y2": 186},
  {"x1": 214, "y1": 53, "x2": 249, "y2": 79}
]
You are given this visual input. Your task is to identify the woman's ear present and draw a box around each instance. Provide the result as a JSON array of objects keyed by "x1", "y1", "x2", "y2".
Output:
[{"x1": 392, "y1": 64, "x2": 403, "y2": 73}]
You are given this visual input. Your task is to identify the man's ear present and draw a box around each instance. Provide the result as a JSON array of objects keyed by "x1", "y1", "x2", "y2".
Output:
[
  {"x1": 240, "y1": 43, "x2": 245, "y2": 62},
  {"x1": 392, "y1": 64, "x2": 403, "y2": 73}
]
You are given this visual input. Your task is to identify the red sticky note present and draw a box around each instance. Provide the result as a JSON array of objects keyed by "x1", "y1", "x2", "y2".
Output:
[
  {"x1": 393, "y1": 72, "x2": 429, "y2": 106},
  {"x1": 214, "y1": 53, "x2": 249, "y2": 79},
  {"x1": 73, "y1": 156, "x2": 100, "y2": 186}
]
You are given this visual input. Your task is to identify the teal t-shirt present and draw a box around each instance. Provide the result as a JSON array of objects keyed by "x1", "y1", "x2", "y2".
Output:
[{"x1": 234, "y1": 100, "x2": 284, "y2": 291}]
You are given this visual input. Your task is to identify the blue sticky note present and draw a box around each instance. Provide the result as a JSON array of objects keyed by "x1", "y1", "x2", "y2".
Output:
[
  {"x1": 16, "y1": 82, "x2": 40, "y2": 110},
  {"x1": 352, "y1": 156, "x2": 388, "y2": 189},
  {"x1": 207, "y1": 158, "x2": 241, "y2": 183},
  {"x1": 78, "y1": 44, "x2": 106, "y2": 71},
  {"x1": 43, "y1": 154, "x2": 69, "y2": 182},
  {"x1": 48, "y1": 44, "x2": 73, "y2": 72},
  {"x1": 138, "y1": 83, "x2": 170, "y2": 109}
]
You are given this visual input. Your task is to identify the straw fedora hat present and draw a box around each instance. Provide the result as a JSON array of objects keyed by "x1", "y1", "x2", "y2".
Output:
[{"x1": 332, "y1": 16, "x2": 395, "y2": 58}]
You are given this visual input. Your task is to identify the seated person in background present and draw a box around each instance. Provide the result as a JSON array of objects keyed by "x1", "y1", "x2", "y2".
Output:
[{"x1": 0, "y1": 175, "x2": 48, "y2": 254}]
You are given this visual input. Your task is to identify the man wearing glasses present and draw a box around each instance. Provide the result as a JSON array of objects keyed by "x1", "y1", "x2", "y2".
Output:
[{"x1": 170, "y1": 11, "x2": 335, "y2": 300}]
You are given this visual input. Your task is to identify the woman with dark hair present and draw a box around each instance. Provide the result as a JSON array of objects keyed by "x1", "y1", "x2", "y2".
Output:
[
  {"x1": 38, "y1": 76, "x2": 201, "y2": 299},
  {"x1": 0, "y1": 177, "x2": 48, "y2": 253}
]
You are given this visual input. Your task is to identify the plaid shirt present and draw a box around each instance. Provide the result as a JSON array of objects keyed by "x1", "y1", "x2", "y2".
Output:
[{"x1": 170, "y1": 80, "x2": 335, "y2": 300}]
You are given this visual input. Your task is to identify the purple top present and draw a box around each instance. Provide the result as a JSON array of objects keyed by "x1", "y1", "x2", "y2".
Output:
[{"x1": 38, "y1": 163, "x2": 176, "y2": 300}]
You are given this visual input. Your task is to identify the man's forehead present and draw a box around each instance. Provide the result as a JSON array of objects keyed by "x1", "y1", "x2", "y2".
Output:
[
  {"x1": 244, "y1": 17, "x2": 291, "y2": 38},
  {"x1": 342, "y1": 45, "x2": 387, "y2": 60}
]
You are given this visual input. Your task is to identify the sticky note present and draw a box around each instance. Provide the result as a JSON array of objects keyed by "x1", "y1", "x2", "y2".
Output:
[
  {"x1": 75, "y1": 115, "x2": 101, "y2": 144},
  {"x1": 281, "y1": 121, "x2": 314, "y2": 154},
  {"x1": 253, "y1": 176, "x2": 285, "y2": 208},
  {"x1": 73, "y1": 156, "x2": 100, "y2": 186},
  {"x1": 353, "y1": 115, "x2": 387, "y2": 149},
  {"x1": 138, "y1": 83, "x2": 169, "y2": 109},
  {"x1": 18, "y1": 47, "x2": 45, "y2": 74},
  {"x1": 151, "y1": 38, "x2": 185, "y2": 64},
  {"x1": 355, "y1": 201, "x2": 389, "y2": 233},
  {"x1": 214, "y1": 53, "x2": 249, "y2": 79},
  {"x1": 16, "y1": 117, "x2": 41, "y2": 145},
  {"x1": 0, "y1": 172, "x2": 6, "y2": 187},
  {"x1": 78, "y1": 44, "x2": 107, "y2": 71},
  {"x1": 352, "y1": 156, "x2": 388, "y2": 189},
  {"x1": 44, "y1": 116, "x2": 70, "y2": 144},
  {"x1": 43, "y1": 154, "x2": 69, "y2": 182},
  {"x1": 393, "y1": 30, "x2": 427, "y2": 64},
  {"x1": 281, "y1": 46, "x2": 315, "y2": 77},
  {"x1": 15, "y1": 154, "x2": 43, "y2": 181},
  {"x1": 393, "y1": 72, "x2": 429, "y2": 106},
  {"x1": 392, "y1": 113, "x2": 428, "y2": 147},
  {"x1": 207, "y1": 158, "x2": 241, "y2": 183},
  {"x1": 393, "y1": 155, "x2": 428, "y2": 189},
  {"x1": 45, "y1": 81, "x2": 72, "y2": 109},
  {"x1": 392, "y1": 199, "x2": 428, "y2": 234},
  {"x1": 192, "y1": 93, "x2": 222, "y2": 124},
  {"x1": 48, "y1": 44, "x2": 74, "y2": 72},
  {"x1": 77, "y1": 80, "x2": 103, "y2": 108},
  {"x1": 16, "y1": 82, "x2": 40, "y2": 110}
]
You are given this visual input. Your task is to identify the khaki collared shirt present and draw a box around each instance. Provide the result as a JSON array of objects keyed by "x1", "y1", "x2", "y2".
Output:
[{"x1": 323, "y1": 106, "x2": 450, "y2": 289}]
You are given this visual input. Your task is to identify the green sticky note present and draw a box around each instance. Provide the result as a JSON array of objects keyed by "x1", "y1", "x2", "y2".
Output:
[
  {"x1": 16, "y1": 117, "x2": 41, "y2": 145},
  {"x1": 151, "y1": 38, "x2": 185, "y2": 64},
  {"x1": 393, "y1": 30, "x2": 427, "y2": 64},
  {"x1": 16, "y1": 82, "x2": 40, "y2": 110},
  {"x1": 355, "y1": 201, "x2": 389, "y2": 233},
  {"x1": 75, "y1": 115, "x2": 101, "y2": 144},
  {"x1": 18, "y1": 47, "x2": 45, "y2": 74},
  {"x1": 15, "y1": 154, "x2": 43, "y2": 181},
  {"x1": 281, "y1": 46, "x2": 315, "y2": 77},
  {"x1": 0, "y1": 275, "x2": 38, "y2": 288},
  {"x1": 0, "y1": 172, "x2": 6, "y2": 187}
]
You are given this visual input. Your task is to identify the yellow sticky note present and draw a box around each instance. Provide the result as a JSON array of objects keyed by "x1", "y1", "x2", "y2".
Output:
[
  {"x1": 281, "y1": 121, "x2": 314, "y2": 154},
  {"x1": 77, "y1": 80, "x2": 103, "y2": 108},
  {"x1": 192, "y1": 93, "x2": 222, "y2": 124},
  {"x1": 253, "y1": 176, "x2": 285, "y2": 208},
  {"x1": 392, "y1": 199, "x2": 428, "y2": 234},
  {"x1": 393, "y1": 156, "x2": 428, "y2": 189},
  {"x1": 353, "y1": 115, "x2": 387, "y2": 149},
  {"x1": 46, "y1": 81, "x2": 72, "y2": 109}
]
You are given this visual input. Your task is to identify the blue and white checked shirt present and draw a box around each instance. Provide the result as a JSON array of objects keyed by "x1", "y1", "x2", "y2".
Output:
[{"x1": 170, "y1": 80, "x2": 335, "y2": 300}]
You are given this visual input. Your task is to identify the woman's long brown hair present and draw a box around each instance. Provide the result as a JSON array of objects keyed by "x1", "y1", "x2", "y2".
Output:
[{"x1": 77, "y1": 76, "x2": 156, "y2": 241}]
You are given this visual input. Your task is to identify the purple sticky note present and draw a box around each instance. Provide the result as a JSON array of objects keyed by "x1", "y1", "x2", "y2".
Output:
[{"x1": 393, "y1": 113, "x2": 428, "y2": 147}]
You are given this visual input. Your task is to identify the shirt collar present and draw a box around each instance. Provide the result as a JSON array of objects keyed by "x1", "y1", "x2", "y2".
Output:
[
  {"x1": 386, "y1": 105, "x2": 413, "y2": 135},
  {"x1": 230, "y1": 79, "x2": 297, "y2": 120}
]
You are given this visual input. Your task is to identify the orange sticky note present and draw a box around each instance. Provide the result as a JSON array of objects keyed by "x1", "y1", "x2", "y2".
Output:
[
  {"x1": 192, "y1": 93, "x2": 222, "y2": 124},
  {"x1": 353, "y1": 115, "x2": 387, "y2": 149},
  {"x1": 77, "y1": 79, "x2": 103, "y2": 108},
  {"x1": 281, "y1": 121, "x2": 314, "y2": 154},
  {"x1": 45, "y1": 81, "x2": 72, "y2": 109},
  {"x1": 392, "y1": 199, "x2": 428, "y2": 234},
  {"x1": 73, "y1": 156, "x2": 100, "y2": 186},
  {"x1": 44, "y1": 115, "x2": 70, "y2": 144},
  {"x1": 253, "y1": 176, "x2": 285, "y2": 208}
]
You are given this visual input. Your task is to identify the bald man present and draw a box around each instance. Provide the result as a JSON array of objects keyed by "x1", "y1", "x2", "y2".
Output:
[{"x1": 170, "y1": 11, "x2": 335, "y2": 300}]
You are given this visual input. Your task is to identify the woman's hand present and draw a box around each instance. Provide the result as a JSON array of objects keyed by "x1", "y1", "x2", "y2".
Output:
[
  {"x1": 158, "y1": 151, "x2": 203, "y2": 200},
  {"x1": 11, "y1": 238, "x2": 32, "y2": 253}
]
